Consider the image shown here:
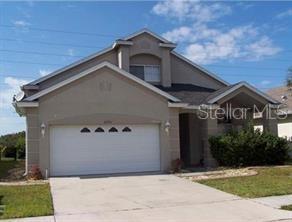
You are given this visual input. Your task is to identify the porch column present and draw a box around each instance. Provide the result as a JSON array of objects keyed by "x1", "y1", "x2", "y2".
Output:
[
  {"x1": 262, "y1": 105, "x2": 278, "y2": 136},
  {"x1": 201, "y1": 109, "x2": 218, "y2": 167},
  {"x1": 243, "y1": 110, "x2": 254, "y2": 128}
]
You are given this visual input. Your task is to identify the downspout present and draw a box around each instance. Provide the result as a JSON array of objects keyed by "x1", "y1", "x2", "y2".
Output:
[
  {"x1": 13, "y1": 101, "x2": 28, "y2": 176},
  {"x1": 24, "y1": 117, "x2": 28, "y2": 176}
]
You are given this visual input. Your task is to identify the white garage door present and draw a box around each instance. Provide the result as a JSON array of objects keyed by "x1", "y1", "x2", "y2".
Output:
[{"x1": 50, "y1": 124, "x2": 160, "y2": 176}]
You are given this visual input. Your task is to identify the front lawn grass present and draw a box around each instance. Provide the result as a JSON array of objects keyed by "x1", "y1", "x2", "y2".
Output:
[
  {"x1": 199, "y1": 167, "x2": 292, "y2": 198},
  {"x1": 0, "y1": 184, "x2": 53, "y2": 219},
  {"x1": 281, "y1": 205, "x2": 292, "y2": 211},
  {"x1": 0, "y1": 160, "x2": 19, "y2": 179}
]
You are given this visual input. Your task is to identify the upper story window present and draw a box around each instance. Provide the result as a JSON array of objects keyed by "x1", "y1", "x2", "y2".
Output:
[{"x1": 129, "y1": 65, "x2": 161, "y2": 82}]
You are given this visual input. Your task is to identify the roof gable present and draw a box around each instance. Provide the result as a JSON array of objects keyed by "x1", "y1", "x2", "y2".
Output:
[
  {"x1": 24, "y1": 62, "x2": 180, "y2": 102},
  {"x1": 122, "y1": 28, "x2": 173, "y2": 44},
  {"x1": 24, "y1": 28, "x2": 227, "y2": 88},
  {"x1": 206, "y1": 81, "x2": 279, "y2": 104},
  {"x1": 171, "y1": 51, "x2": 229, "y2": 86}
]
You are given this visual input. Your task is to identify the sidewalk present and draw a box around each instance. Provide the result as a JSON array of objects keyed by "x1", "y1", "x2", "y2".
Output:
[
  {"x1": 0, "y1": 216, "x2": 54, "y2": 222},
  {"x1": 252, "y1": 194, "x2": 292, "y2": 209}
]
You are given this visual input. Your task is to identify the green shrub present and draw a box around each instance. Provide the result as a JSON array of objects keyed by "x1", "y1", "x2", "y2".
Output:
[{"x1": 209, "y1": 126, "x2": 289, "y2": 167}]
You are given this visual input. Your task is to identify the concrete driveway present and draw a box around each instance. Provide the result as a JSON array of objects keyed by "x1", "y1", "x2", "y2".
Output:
[{"x1": 50, "y1": 174, "x2": 292, "y2": 222}]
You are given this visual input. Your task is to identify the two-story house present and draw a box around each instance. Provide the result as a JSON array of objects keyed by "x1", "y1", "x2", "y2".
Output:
[{"x1": 14, "y1": 29, "x2": 279, "y2": 177}]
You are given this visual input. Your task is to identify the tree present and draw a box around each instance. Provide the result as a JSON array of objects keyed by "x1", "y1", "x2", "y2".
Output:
[
  {"x1": 0, "y1": 145, "x2": 6, "y2": 161},
  {"x1": 15, "y1": 136, "x2": 25, "y2": 160},
  {"x1": 0, "y1": 131, "x2": 25, "y2": 160}
]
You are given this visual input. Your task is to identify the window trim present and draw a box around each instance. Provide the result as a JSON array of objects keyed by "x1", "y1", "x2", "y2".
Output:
[{"x1": 129, "y1": 64, "x2": 161, "y2": 83}]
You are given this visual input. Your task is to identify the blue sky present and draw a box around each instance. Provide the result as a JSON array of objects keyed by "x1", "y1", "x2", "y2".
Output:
[{"x1": 0, "y1": 1, "x2": 292, "y2": 135}]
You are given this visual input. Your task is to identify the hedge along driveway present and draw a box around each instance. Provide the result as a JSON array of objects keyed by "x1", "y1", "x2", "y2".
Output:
[{"x1": 199, "y1": 167, "x2": 292, "y2": 198}]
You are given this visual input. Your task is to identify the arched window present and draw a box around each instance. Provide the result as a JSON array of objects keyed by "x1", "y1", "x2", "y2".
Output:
[
  {"x1": 109, "y1": 127, "x2": 118, "y2": 132},
  {"x1": 122, "y1": 127, "x2": 131, "y2": 132},
  {"x1": 80, "y1": 127, "x2": 91, "y2": 133},
  {"x1": 95, "y1": 127, "x2": 105, "y2": 133}
]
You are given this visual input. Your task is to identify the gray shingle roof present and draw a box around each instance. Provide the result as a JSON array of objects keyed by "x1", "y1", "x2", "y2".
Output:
[
  {"x1": 203, "y1": 83, "x2": 239, "y2": 104},
  {"x1": 155, "y1": 84, "x2": 216, "y2": 105},
  {"x1": 267, "y1": 86, "x2": 292, "y2": 112}
]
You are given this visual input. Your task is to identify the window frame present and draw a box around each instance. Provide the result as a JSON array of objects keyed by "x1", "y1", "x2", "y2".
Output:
[{"x1": 129, "y1": 64, "x2": 161, "y2": 83}]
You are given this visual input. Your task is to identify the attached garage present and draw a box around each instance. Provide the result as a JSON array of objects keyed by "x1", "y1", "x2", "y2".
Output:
[{"x1": 50, "y1": 124, "x2": 161, "y2": 176}]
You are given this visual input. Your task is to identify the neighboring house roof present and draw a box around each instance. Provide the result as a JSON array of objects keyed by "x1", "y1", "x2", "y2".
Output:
[
  {"x1": 266, "y1": 86, "x2": 292, "y2": 113},
  {"x1": 24, "y1": 28, "x2": 227, "y2": 87},
  {"x1": 205, "y1": 81, "x2": 279, "y2": 105},
  {"x1": 23, "y1": 61, "x2": 180, "y2": 103},
  {"x1": 156, "y1": 84, "x2": 216, "y2": 105}
]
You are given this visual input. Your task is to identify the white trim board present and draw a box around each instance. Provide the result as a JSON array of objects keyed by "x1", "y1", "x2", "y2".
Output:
[
  {"x1": 25, "y1": 62, "x2": 180, "y2": 102},
  {"x1": 15, "y1": 102, "x2": 39, "y2": 107},
  {"x1": 123, "y1": 28, "x2": 172, "y2": 44},
  {"x1": 30, "y1": 46, "x2": 114, "y2": 85},
  {"x1": 207, "y1": 81, "x2": 279, "y2": 104}
]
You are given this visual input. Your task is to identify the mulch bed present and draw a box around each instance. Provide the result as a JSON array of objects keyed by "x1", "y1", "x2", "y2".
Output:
[
  {"x1": 0, "y1": 162, "x2": 25, "y2": 182},
  {"x1": 178, "y1": 168, "x2": 258, "y2": 181},
  {"x1": 0, "y1": 161, "x2": 47, "y2": 186}
]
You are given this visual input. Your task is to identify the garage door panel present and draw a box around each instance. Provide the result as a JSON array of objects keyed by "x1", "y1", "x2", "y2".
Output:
[{"x1": 50, "y1": 124, "x2": 160, "y2": 176}]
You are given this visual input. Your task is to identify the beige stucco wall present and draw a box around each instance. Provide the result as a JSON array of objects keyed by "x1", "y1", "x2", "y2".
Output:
[
  {"x1": 255, "y1": 114, "x2": 292, "y2": 140},
  {"x1": 129, "y1": 33, "x2": 172, "y2": 87},
  {"x1": 25, "y1": 107, "x2": 39, "y2": 173},
  {"x1": 130, "y1": 53, "x2": 161, "y2": 65},
  {"x1": 32, "y1": 32, "x2": 226, "y2": 96},
  {"x1": 170, "y1": 54, "x2": 225, "y2": 90},
  {"x1": 38, "y1": 50, "x2": 118, "y2": 91},
  {"x1": 26, "y1": 67, "x2": 180, "y2": 176}
]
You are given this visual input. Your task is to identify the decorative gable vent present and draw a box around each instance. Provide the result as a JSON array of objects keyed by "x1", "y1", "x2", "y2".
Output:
[
  {"x1": 95, "y1": 127, "x2": 105, "y2": 133},
  {"x1": 109, "y1": 127, "x2": 118, "y2": 132},
  {"x1": 122, "y1": 127, "x2": 131, "y2": 132},
  {"x1": 80, "y1": 127, "x2": 91, "y2": 133}
]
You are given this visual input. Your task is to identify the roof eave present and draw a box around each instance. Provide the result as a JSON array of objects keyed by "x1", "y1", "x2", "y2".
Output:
[
  {"x1": 207, "y1": 82, "x2": 280, "y2": 105},
  {"x1": 26, "y1": 62, "x2": 180, "y2": 103}
]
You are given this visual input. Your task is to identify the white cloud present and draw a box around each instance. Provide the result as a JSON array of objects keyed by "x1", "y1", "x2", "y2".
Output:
[
  {"x1": 173, "y1": 24, "x2": 279, "y2": 64},
  {"x1": 0, "y1": 77, "x2": 29, "y2": 109},
  {"x1": 153, "y1": 0, "x2": 281, "y2": 64},
  {"x1": 276, "y1": 9, "x2": 292, "y2": 19},
  {"x1": 160, "y1": 18, "x2": 280, "y2": 64},
  {"x1": 260, "y1": 80, "x2": 271, "y2": 86},
  {"x1": 236, "y1": 2, "x2": 254, "y2": 10},
  {"x1": 163, "y1": 26, "x2": 193, "y2": 43},
  {"x1": 12, "y1": 20, "x2": 31, "y2": 27},
  {"x1": 245, "y1": 36, "x2": 281, "y2": 60},
  {"x1": 39, "y1": 69, "x2": 51, "y2": 77},
  {"x1": 67, "y1": 48, "x2": 75, "y2": 56},
  {"x1": 152, "y1": 0, "x2": 231, "y2": 23}
]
